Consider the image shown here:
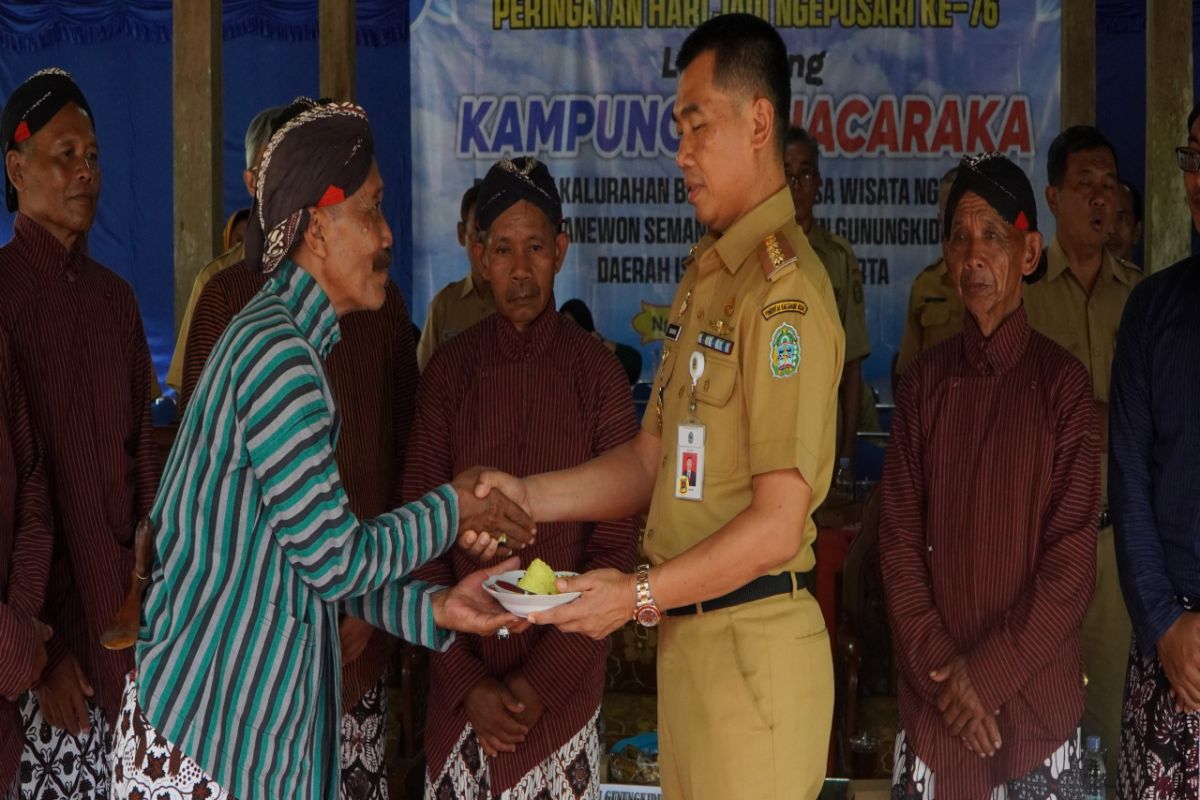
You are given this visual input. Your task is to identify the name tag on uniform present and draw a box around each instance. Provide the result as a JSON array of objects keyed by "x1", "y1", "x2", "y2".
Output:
[{"x1": 675, "y1": 423, "x2": 705, "y2": 501}]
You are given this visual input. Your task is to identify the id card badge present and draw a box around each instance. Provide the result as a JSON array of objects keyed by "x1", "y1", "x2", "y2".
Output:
[{"x1": 675, "y1": 352, "x2": 707, "y2": 501}]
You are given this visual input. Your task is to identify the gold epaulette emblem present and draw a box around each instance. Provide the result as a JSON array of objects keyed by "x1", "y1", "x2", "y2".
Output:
[{"x1": 758, "y1": 232, "x2": 797, "y2": 279}]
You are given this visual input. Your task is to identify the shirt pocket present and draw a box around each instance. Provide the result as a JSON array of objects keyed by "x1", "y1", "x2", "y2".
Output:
[
  {"x1": 238, "y1": 602, "x2": 316, "y2": 737},
  {"x1": 694, "y1": 357, "x2": 739, "y2": 477},
  {"x1": 919, "y1": 303, "x2": 951, "y2": 329}
]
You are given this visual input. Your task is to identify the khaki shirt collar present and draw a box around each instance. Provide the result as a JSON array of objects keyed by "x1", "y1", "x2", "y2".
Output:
[
  {"x1": 701, "y1": 186, "x2": 796, "y2": 274},
  {"x1": 1046, "y1": 236, "x2": 1133, "y2": 288},
  {"x1": 459, "y1": 272, "x2": 479, "y2": 298}
]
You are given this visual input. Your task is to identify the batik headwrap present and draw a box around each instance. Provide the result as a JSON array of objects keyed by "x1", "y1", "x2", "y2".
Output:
[
  {"x1": 943, "y1": 151, "x2": 1049, "y2": 283},
  {"x1": 475, "y1": 156, "x2": 562, "y2": 232},
  {"x1": 243, "y1": 99, "x2": 375, "y2": 273},
  {"x1": 1, "y1": 67, "x2": 94, "y2": 212}
]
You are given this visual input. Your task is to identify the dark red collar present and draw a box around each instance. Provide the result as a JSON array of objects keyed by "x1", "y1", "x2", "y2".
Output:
[{"x1": 961, "y1": 303, "x2": 1031, "y2": 376}]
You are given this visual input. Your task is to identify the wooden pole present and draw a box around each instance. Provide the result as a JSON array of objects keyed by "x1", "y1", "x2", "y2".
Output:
[
  {"x1": 172, "y1": 0, "x2": 222, "y2": 333},
  {"x1": 320, "y1": 0, "x2": 356, "y2": 102},
  {"x1": 1060, "y1": 0, "x2": 1096, "y2": 128},
  {"x1": 1145, "y1": 0, "x2": 1193, "y2": 272}
]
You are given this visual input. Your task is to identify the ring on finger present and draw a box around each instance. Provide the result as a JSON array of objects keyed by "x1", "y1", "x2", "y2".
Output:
[
  {"x1": 497, "y1": 625, "x2": 510, "y2": 640},
  {"x1": 496, "y1": 533, "x2": 507, "y2": 546}
]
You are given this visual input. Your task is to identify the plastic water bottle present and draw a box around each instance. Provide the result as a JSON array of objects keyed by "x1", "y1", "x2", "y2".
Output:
[{"x1": 1082, "y1": 735, "x2": 1106, "y2": 800}]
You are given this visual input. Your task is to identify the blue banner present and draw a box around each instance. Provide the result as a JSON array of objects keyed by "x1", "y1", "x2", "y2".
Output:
[{"x1": 410, "y1": 0, "x2": 1060, "y2": 387}]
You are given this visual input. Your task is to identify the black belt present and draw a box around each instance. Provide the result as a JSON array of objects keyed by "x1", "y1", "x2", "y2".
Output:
[
  {"x1": 1098, "y1": 509, "x2": 1111, "y2": 530},
  {"x1": 666, "y1": 572, "x2": 806, "y2": 617}
]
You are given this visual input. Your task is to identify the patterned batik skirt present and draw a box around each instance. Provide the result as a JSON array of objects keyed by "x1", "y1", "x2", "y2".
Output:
[
  {"x1": 14, "y1": 688, "x2": 112, "y2": 799},
  {"x1": 425, "y1": 709, "x2": 601, "y2": 800},
  {"x1": 340, "y1": 678, "x2": 388, "y2": 800},
  {"x1": 891, "y1": 728, "x2": 1083, "y2": 799},
  {"x1": 109, "y1": 673, "x2": 235, "y2": 799},
  {"x1": 1118, "y1": 638, "x2": 1200, "y2": 798}
]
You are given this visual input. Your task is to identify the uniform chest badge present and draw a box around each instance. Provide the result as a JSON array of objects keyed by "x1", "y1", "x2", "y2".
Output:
[
  {"x1": 723, "y1": 297, "x2": 735, "y2": 317},
  {"x1": 710, "y1": 319, "x2": 732, "y2": 337},
  {"x1": 769, "y1": 323, "x2": 800, "y2": 378},
  {"x1": 666, "y1": 323, "x2": 682, "y2": 341},
  {"x1": 697, "y1": 332, "x2": 734, "y2": 355}
]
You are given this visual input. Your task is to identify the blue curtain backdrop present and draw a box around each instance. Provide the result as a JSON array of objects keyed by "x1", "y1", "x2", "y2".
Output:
[{"x1": 0, "y1": 1, "x2": 412, "y2": 389}]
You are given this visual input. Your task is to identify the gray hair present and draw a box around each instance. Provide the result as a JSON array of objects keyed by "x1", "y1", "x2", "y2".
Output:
[{"x1": 244, "y1": 105, "x2": 285, "y2": 170}]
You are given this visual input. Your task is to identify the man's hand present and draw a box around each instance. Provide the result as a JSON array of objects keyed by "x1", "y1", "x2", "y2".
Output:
[
  {"x1": 452, "y1": 467, "x2": 535, "y2": 560},
  {"x1": 474, "y1": 470, "x2": 533, "y2": 518},
  {"x1": 339, "y1": 616, "x2": 376, "y2": 665},
  {"x1": 432, "y1": 557, "x2": 530, "y2": 636},
  {"x1": 527, "y1": 568, "x2": 636, "y2": 640},
  {"x1": 1158, "y1": 612, "x2": 1200, "y2": 711},
  {"x1": 930, "y1": 658, "x2": 1001, "y2": 756},
  {"x1": 504, "y1": 670, "x2": 545, "y2": 730},
  {"x1": 33, "y1": 653, "x2": 93, "y2": 735},
  {"x1": 463, "y1": 677, "x2": 529, "y2": 757},
  {"x1": 5, "y1": 620, "x2": 52, "y2": 702}
]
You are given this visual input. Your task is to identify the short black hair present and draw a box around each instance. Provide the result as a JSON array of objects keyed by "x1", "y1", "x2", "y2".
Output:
[
  {"x1": 1046, "y1": 125, "x2": 1118, "y2": 187},
  {"x1": 1119, "y1": 179, "x2": 1143, "y2": 224},
  {"x1": 460, "y1": 183, "x2": 480, "y2": 224},
  {"x1": 559, "y1": 298, "x2": 595, "y2": 333},
  {"x1": 1189, "y1": 102, "x2": 1200, "y2": 137},
  {"x1": 785, "y1": 126, "x2": 819, "y2": 168},
  {"x1": 675, "y1": 14, "x2": 790, "y2": 153}
]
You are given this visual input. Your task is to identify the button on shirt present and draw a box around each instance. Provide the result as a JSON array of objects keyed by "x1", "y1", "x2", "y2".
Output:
[
  {"x1": 643, "y1": 187, "x2": 843, "y2": 574},
  {"x1": 1110, "y1": 256, "x2": 1200, "y2": 657}
]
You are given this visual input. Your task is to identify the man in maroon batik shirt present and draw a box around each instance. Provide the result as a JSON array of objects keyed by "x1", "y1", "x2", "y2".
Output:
[
  {"x1": 881, "y1": 153, "x2": 1099, "y2": 799},
  {"x1": 0, "y1": 68, "x2": 159, "y2": 797},
  {"x1": 409, "y1": 157, "x2": 638, "y2": 798}
]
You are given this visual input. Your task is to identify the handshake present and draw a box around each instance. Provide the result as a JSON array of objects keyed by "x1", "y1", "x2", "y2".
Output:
[
  {"x1": 430, "y1": 467, "x2": 534, "y2": 638},
  {"x1": 449, "y1": 467, "x2": 535, "y2": 561}
]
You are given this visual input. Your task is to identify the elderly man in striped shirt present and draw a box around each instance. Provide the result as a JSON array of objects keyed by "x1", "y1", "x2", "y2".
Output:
[
  {"x1": 110, "y1": 100, "x2": 534, "y2": 800},
  {"x1": 880, "y1": 153, "x2": 1099, "y2": 799}
]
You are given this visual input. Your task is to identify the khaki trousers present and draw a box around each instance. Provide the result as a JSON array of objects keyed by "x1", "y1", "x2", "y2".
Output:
[
  {"x1": 1081, "y1": 524, "x2": 1131, "y2": 781},
  {"x1": 657, "y1": 587, "x2": 833, "y2": 800}
]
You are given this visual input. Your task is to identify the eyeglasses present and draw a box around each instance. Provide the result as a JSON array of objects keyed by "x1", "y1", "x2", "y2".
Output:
[
  {"x1": 786, "y1": 169, "x2": 818, "y2": 188},
  {"x1": 1176, "y1": 147, "x2": 1200, "y2": 173}
]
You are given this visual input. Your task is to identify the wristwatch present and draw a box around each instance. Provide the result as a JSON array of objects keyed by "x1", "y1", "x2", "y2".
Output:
[{"x1": 634, "y1": 563, "x2": 661, "y2": 627}]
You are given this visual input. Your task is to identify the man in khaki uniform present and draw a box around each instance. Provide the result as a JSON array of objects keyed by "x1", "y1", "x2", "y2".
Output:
[
  {"x1": 476, "y1": 15, "x2": 842, "y2": 799},
  {"x1": 416, "y1": 183, "x2": 496, "y2": 370},
  {"x1": 165, "y1": 104, "x2": 282, "y2": 395},
  {"x1": 1024, "y1": 125, "x2": 1141, "y2": 778},
  {"x1": 895, "y1": 167, "x2": 964, "y2": 377},
  {"x1": 1107, "y1": 179, "x2": 1143, "y2": 267},
  {"x1": 784, "y1": 126, "x2": 869, "y2": 488}
]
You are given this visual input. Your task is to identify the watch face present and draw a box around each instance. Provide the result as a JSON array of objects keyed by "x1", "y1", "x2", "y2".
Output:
[{"x1": 635, "y1": 605, "x2": 661, "y2": 627}]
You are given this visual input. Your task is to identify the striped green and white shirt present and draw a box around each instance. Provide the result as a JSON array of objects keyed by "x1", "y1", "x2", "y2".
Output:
[{"x1": 136, "y1": 259, "x2": 456, "y2": 800}]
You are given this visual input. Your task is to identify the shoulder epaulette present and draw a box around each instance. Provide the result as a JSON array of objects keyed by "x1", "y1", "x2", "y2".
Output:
[{"x1": 758, "y1": 231, "x2": 797, "y2": 279}]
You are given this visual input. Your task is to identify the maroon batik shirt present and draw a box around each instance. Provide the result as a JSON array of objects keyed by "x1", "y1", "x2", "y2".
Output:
[
  {"x1": 0, "y1": 214, "x2": 159, "y2": 719},
  {"x1": 881, "y1": 305, "x2": 1099, "y2": 798},
  {"x1": 409, "y1": 307, "x2": 639, "y2": 792},
  {"x1": 0, "y1": 327, "x2": 53, "y2": 787}
]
